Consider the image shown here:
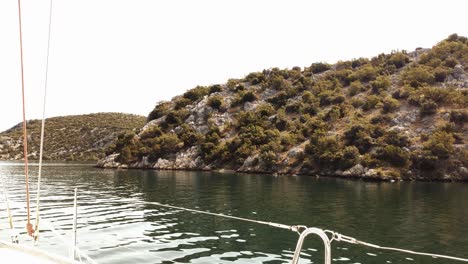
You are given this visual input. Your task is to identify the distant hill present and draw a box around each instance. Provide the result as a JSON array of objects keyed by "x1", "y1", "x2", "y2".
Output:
[
  {"x1": 98, "y1": 34, "x2": 467, "y2": 181},
  {"x1": 0, "y1": 113, "x2": 146, "y2": 161}
]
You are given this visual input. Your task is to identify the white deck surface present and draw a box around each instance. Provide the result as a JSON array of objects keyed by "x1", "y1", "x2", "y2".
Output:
[{"x1": 0, "y1": 241, "x2": 77, "y2": 263}]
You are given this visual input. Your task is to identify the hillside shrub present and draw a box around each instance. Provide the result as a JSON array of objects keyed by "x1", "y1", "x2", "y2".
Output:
[
  {"x1": 183, "y1": 86, "x2": 209, "y2": 102},
  {"x1": 260, "y1": 150, "x2": 278, "y2": 168},
  {"x1": 310, "y1": 62, "x2": 331, "y2": 74},
  {"x1": 350, "y1": 98, "x2": 365, "y2": 108},
  {"x1": 423, "y1": 131, "x2": 454, "y2": 159},
  {"x1": 380, "y1": 130, "x2": 410, "y2": 147},
  {"x1": 245, "y1": 72, "x2": 266, "y2": 85},
  {"x1": 241, "y1": 91, "x2": 257, "y2": 103},
  {"x1": 209, "y1": 84, "x2": 222, "y2": 93},
  {"x1": 350, "y1": 64, "x2": 378, "y2": 82},
  {"x1": 433, "y1": 67, "x2": 450, "y2": 82},
  {"x1": 343, "y1": 125, "x2": 373, "y2": 153},
  {"x1": 402, "y1": 65, "x2": 435, "y2": 88},
  {"x1": 450, "y1": 110, "x2": 468, "y2": 123},
  {"x1": 348, "y1": 81, "x2": 366, "y2": 96},
  {"x1": 362, "y1": 95, "x2": 381, "y2": 111},
  {"x1": 174, "y1": 97, "x2": 192, "y2": 110},
  {"x1": 207, "y1": 95, "x2": 223, "y2": 110},
  {"x1": 420, "y1": 100, "x2": 438, "y2": 116},
  {"x1": 270, "y1": 75, "x2": 291, "y2": 90},
  {"x1": 147, "y1": 101, "x2": 171, "y2": 122},
  {"x1": 411, "y1": 150, "x2": 438, "y2": 170},
  {"x1": 351, "y1": 58, "x2": 370, "y2": 68},
  {"x1": 387, "y1": 52, "x2": 410, "y2": 68},
  {"x1": 268, "y1": 91, "x2": 290, "y2": 108},
  {"x1": 373, "y1": 145, "x2": 409, "y2": 167},
  {"x1": 370, "y1": 76, "x2": 391, "y2": 93},
  {"x1": 382, "y1": 97, "x2": 400, "y2": 113}
]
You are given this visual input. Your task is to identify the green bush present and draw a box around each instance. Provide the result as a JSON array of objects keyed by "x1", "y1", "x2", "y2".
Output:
[
  {"x1": 380, "y1": 130, "x2": 410, "y2": 147},
  {"x1": 373, "y1": 145, "x2": 409, "y2": 167},
  {"x1": 348, "y1": 81, "x2": 366, "y2": 96},
  {"x1": 140, "y1": 126, "x2": 162, "y2": 140},
  {"x1": 270, "y1": 75, "x2": 291, "y2": 90},
  {"x1": 382, "y1": 97, "x2": 400, "y2": 113},
  {"x1": 392, "y1": 87, "x2": 411, "y2": 99},
  {"x1": 351, "y1": 58, "x2": 370, "y2": 68},
  {"x1": 178, "y1": 124, "x2": 202, "y2": 146},
  {"x1": 420, "y1": 100, "x2": 438, "y2": 116},
  {"x1": 174, "y1": 97, "x2": 192, "y2": 110},
  {"x1": 433, "y1": 67, "x2": 450, "y2": 82},
  {"x1": 362, "y1": 95, "x2": 381, "y2": 111},
  {"x1": 183, "y1": 86, "x2": 209, "y2": 102},
  {"x1": 209, "y1": 84, "x2": 222, "y2": 93},
  {"x1": 268, "y1": 91, "x2": 290, "y2": 108},
  {"x1": 370, "y1": 76, "x2": 391, "y2": 93},
  {"x1": 343, "y1": 125, "x2": 374, "y2": 153},
  {"x1": 350, "y1": 98, "x2": 365, "y2": 108},
  {"x1": 310, "y1": 62, "x2": 331, "y2": 74},
  {"x1": 255, "y1": 103, "x2": 275, "y2": 117},
  {"x1": 331, "y1": 69, "x2": 353, "y2": 86},
  {"x1": 285, "y1": 101, "x2": 302, "y2": 114},
  {"x1": 402, "y1": 65, "x2": 435, "y2": 88},
  {"x1": 164, "y1": 109, "x2": 189, "y2": 126},
  {"x1": 325, "y1": 106, "x2": 342, "y2": 121},
  {"x1": 411, "y1": 150, "x2": 438, "y2": 170},
  {"x1": 245, "y1": 72, "x2": 266, "y2": 85},
  {"x1": 342, "y1": 146, "x2": 360, "y2": 169},
  {"x1": 423, "y1": 131, "x2": 454, "y2": 159},
  {"x1": 241, "y1": 91, "x2": 257, "y2": 103},
  {"x1": 207, "y1": 95, "x2": 223, "y2": 110},
  {"x1": 450, "y1": 110, "x2": 468, "y2": 123},
  {"x1": 233, "y1": 91, "x2": 258, "y2": 106},
  {"x1": 147, "y1": 101, "x2": 171, "y2": 122},
  {"x1": 226, "y1": 79, "x2": 240, "y2": 90},
  {"x1": 370, "y1": 114, "x2": 392, "y2": 125},
  {"x1": 387, "y1": 52, "x2": 410, "y2": 68},
  {"x1": 350, "y1": 64, "x2": 378, "y2": 82},
  {"x1": 260, "y1": 150, "x2": 278, "y2": 168}
]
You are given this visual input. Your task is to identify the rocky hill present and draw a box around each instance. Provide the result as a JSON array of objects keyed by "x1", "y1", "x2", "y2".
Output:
[
  {"x1": 0, "y1": 113, "x2": 146, "y2": 161},
  {"x1": 98, "y1": 34, "x2": 468, "y2": 181}
]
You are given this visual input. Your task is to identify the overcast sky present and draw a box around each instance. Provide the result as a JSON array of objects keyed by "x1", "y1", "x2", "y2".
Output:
[{"x1": 0, "y1": 0, "x2": 466, "y2": 131}]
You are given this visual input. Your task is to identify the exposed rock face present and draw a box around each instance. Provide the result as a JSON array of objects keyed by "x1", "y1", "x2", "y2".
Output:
[
  {"x1": 446, "y1": 64, "x2": 468, "y2": 88},
  {"x1": 173, "y1": 146, "x2": 204, "y2": 169},
  {"x1": 96, "y1": 153, "x2": 122, "y2": 168},
  {"x1": 343, "y1": 164, "x2": 366, "y2": 176}
]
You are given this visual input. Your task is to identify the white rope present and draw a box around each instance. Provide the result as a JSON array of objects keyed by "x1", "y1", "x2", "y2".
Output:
[
  {"x1": 144, "y1": 201, "x2": 468, "y2": 263},
  {"x1": 325, "y1": 231, "x2": 468, "y2": 262},
  {"x1": 34, "y1": 0, "x2": 54, "y2": 239},
  {"x1": 140, "y1": 200, "x2": 297, "y2": 231}
]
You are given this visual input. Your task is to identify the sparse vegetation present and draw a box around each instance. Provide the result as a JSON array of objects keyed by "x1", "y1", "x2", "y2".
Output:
[{"x1": 96, "y1": 34, "x2": 467, "y2": 181}]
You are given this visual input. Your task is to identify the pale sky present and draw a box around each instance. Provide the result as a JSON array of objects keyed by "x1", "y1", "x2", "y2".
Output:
[{"x1": 0, "y1": 0, "x2": 466, "y2": 131}]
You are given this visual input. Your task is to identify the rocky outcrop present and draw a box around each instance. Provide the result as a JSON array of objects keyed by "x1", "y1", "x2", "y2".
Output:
[{"x1": 97, "y1": 35, "x2": 468, "y2": 182}]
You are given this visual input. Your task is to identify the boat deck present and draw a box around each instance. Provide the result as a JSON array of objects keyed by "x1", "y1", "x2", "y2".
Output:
[{"x1": 0, "y1": 241, "x2": 78, "y2": 264}]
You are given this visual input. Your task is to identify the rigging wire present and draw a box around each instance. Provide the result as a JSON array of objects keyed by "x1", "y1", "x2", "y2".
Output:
[
  {"x1": 34, "y1": 0, "x2": 54, "y2": 241},
  {"x1": 17, "y1": 0, "x2": 34, "y2": 237},
  {"x1": 325, "y1": 231, "x2": 468, "y2": 263}
]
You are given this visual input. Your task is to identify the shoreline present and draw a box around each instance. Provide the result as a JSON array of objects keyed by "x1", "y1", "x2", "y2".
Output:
[{"x1": 94, "y1": 164, "x2": 468, "y2": 183}]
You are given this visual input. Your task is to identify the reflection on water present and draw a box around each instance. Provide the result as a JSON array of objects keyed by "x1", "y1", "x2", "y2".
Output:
[{"x1": 0, "y1": 161, "x2": 467, "y2": 263}]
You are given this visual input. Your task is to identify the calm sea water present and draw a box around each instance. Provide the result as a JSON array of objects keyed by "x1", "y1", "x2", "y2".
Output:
[{"x1": 0, "y1": 161, "x2": 467, "y2": 264}]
